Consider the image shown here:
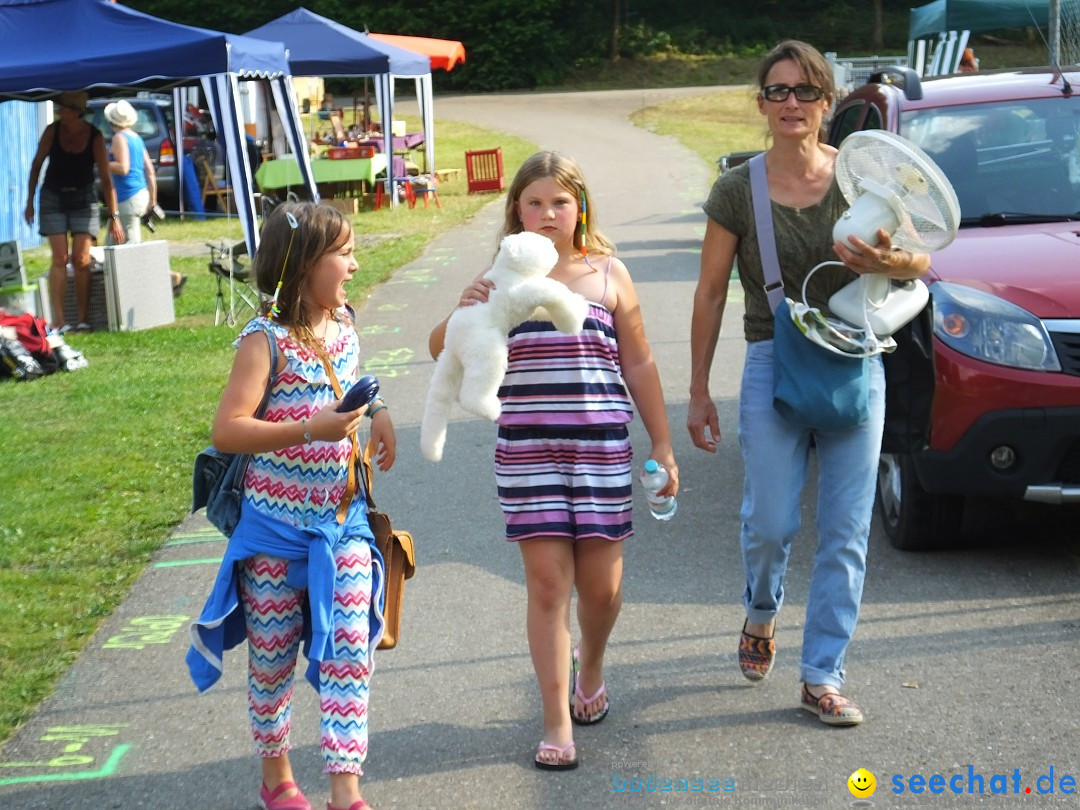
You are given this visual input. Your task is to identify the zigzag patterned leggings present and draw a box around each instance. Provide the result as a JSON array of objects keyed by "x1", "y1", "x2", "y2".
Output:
[{"x1": 239, "y1": 537, "x2": 373, "y2": 775}]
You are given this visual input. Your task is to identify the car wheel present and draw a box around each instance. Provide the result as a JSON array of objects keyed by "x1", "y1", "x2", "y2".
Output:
[{"x1": 876, "y1": 452, "x2": 964, "y2": 551}]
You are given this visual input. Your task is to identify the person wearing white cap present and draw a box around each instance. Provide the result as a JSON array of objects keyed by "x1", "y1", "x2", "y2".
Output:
[
  {"x1": 105, "y1": 100, "x2": 185, "y2": 295},
  {"x1": 105, "y1": 100, "x2": 153, "y2": 240}
]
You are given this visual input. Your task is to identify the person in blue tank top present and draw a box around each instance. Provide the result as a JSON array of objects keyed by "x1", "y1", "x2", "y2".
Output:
[
  {"x1": 104, "y1": 100, "x2": 186, "y2": 296},
  {"x1": 104, "y1": 101, "x2": 153, "y2": 242}
]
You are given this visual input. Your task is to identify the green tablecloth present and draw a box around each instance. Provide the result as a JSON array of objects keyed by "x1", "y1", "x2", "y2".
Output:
[{"x1": 255, "y1": 154, "x2": 388, "y2": 191}]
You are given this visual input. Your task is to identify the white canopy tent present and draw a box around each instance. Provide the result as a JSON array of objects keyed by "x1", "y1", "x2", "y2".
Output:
[{"x1": 246, "y1": 8, "x2": 431, "y2": 206}]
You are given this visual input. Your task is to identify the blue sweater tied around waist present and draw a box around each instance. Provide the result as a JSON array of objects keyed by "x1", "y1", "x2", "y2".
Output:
[{"x1": 186, "y1": 499, "x2": 385, "y2": 693}]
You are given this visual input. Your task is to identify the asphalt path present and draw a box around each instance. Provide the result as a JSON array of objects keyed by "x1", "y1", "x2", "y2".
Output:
[{"x1": 2, "y1": 87, "x2": 1080, "y2": 810}]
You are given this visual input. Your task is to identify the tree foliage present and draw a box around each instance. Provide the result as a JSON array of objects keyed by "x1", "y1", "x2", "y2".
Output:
[{"x1": 120, "y1": 0, "x2": 964, "y2": 92}]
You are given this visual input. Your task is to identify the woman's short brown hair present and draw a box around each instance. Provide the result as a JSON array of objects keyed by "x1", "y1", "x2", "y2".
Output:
[{"x1": 756, "y1": 40, "x2": 836, "y2": 103}]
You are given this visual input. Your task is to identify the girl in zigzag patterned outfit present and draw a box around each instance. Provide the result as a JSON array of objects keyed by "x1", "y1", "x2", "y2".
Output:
[{"x1": 187, "y1": 202, "x2": 396, "y2": 810}]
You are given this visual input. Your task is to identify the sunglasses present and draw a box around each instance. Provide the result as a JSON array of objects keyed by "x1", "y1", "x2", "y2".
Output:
[{"x1": 761, "y1": 84, "x2": 826, "y2": 103}]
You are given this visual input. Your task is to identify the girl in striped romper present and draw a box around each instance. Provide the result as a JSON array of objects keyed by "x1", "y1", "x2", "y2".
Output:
[
  {"x1": 188, "y1": 203, "x2": 396, "y2": 810},
  {"x1": 429, "y1": 151, "x2": 679, "y2": 770}
]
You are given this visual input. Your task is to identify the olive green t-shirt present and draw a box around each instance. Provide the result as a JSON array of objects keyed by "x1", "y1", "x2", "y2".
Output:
[{"x1": 702, "y1": 161, "x2": 856, "y2": 342}]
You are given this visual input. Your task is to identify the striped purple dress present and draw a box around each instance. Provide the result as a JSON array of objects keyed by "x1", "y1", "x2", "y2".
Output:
[{"x1": 495, "y1": 297, "x2": 635, "y2": 542}]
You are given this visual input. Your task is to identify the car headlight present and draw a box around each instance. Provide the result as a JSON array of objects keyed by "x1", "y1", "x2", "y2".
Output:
[{"x1": 931, "y1": 281, "x2": 1061, "y2": 371}]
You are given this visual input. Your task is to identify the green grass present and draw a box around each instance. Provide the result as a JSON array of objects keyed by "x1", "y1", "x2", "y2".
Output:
[
  {"x1": 0, "y1": 119, "x2": 536, "y2": 745},
  {"x1": 631, "y1": 85, "x2": 765, "y2": 167},
  {"x1": 541, "y1": 52, "x2": 764, "y2": 91}
]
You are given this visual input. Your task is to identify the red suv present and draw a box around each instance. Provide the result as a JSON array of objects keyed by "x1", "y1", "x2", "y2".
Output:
[{"x1": 828, "y1": 66, "x2": 1080, "y2": 550}]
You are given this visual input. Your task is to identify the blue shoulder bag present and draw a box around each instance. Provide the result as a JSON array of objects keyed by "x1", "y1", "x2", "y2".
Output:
[
  {"x1": 192, "y1": 328, "x2": 278, "y2": 535},
  {"x1": 748, "y1": 154, "x2": 870, "y2": 431}
]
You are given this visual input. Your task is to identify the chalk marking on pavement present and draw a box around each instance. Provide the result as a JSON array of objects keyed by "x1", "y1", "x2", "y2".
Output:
[
  {"x1": 104, "y1": 615, "x2": 188, "y2": 650},
  {"x1": 170, "y1": 527, "x2": 222, "y2": 537},
  {"x1": 1, "y1": 725, "x2": 129, "y2": 786},
  {"x1": 154, "y1": 558, "x2": 222, "y2": 568},
  {"x1": 165, "y1": 536, "x2": 224, "y2": 547},
  {"x1": 389, "y1": 267, "x2": 439, "y2": 287},
  {"x1": 0, "y1": 744, "x2": 131, "y2": 785},
  {"x1": 364, "y1": 347, "x2": 414, "y2": 378},
  {"x1": 359, "y1": 324, "x2": 402, "y2": 337}
]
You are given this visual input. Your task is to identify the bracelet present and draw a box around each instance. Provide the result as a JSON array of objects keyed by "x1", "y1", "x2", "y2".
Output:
[
  {"x1": 109, "y1": 211, "x2": 120, "y2": 220},
  {"x1": 367, "y1": 403, "x2": 388, "y2": 418},
  {"x1": 301, "y1": 417, "x2": 312, "y2": 444}
]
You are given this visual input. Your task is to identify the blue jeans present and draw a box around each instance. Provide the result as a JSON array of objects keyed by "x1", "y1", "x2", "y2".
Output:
[{"x1": 737, "y1": 338, "x2": 885, "y2": 688}]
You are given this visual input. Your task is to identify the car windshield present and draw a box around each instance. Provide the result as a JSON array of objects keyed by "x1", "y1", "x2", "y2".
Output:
[{"x1": 901, "y1": 98, "x2": 1080, "y2": 223}]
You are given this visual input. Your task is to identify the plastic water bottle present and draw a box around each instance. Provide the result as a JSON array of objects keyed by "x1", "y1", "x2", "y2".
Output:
[{"x1": 640, "y1": 459, "x2": 677, "y2": 521}]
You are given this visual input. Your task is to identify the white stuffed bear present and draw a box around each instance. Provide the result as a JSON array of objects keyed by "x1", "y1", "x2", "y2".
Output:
[{"x1": 421, "y1": 231, "x2": 590, "y2": 462}]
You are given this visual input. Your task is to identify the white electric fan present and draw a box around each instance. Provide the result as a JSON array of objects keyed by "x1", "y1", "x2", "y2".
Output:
[{"x1": 829, "y1": 129, "x2": 961, "y2": 337}]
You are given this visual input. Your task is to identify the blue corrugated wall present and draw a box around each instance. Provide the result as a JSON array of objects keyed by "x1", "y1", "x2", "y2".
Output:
[{"x1": 1, "y1": 101, "x2": 44, "y2": 249}]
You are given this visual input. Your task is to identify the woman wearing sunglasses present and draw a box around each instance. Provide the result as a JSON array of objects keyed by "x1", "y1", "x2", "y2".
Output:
[{"x1": 687, "y1": 40, "x2": 929, "y2": 725}]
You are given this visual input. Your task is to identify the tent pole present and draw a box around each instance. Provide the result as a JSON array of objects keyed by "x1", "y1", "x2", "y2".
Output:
[
  {"x1": 364, "y1": 77, "x2": 370, "y2": 132},
  {"x1": 1050, "y1": 0, "x2": 1061, "y2": 64}
]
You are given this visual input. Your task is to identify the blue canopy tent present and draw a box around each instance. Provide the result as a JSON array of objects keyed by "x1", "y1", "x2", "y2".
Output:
[
  {"x1": 0, "y1": 0, "x2": 318, "y2": 254},
  {"x1": 246, "y1": 8, "x2": 432, "y2": 207}
]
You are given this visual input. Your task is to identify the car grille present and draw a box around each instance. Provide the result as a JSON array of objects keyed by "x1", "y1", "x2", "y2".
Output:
[{"x1": 1048, "y1": 327, "x2": 1080, "y2": 377}]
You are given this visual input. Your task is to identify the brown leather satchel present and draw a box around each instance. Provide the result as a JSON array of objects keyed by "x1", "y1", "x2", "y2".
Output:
[
  {"x1": 317, "y1": 351, "x2": 416, "y2": 650},
  {"x1": 359, "y1": 441, "x2": 415, "y2": 650}
]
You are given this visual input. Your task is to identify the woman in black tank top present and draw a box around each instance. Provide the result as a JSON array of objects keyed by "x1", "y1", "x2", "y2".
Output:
[{"x1": 24, "y1": 90, "x2": 125, "y2": 332}]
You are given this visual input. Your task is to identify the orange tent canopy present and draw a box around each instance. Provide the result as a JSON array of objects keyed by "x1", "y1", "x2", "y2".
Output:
[{"x1": 368, "y1": 33, "x2": 466, "y2": 71}]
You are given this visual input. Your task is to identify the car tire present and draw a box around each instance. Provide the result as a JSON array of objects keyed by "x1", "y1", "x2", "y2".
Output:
[{"x1": 876, "y1": 452, "x2": 964, "y2": 551}]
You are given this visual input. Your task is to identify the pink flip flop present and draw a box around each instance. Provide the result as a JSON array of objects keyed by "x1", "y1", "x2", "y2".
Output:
[
  {"x1": 535, "y1": 740, "x2": 578, "y2": 771},
  {"x1": 570, "y1": 646, "x2": 609, "y2": 725}
]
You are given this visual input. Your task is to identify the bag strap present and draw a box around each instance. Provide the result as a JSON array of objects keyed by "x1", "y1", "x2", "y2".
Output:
[
  {"x1": 255, "y1": 327, "x2": 280, "y2": 417},
  {"x1": 228, "y1": 327, "x2": 279, "y2": 491},
  {"x1": 358, "y1": 439, "x2": 380, "y2": 512},
  {"x1": 748, "y1": 153, "x2": 787, "y2": 314},
  {"x1": 315, "y1": 351, "x2": 360, "y2": 525}
]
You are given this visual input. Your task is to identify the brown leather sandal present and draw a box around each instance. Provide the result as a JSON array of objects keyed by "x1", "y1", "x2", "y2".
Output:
[
  {"x1": 800, "y1": 684, "x2": 864, "y2": 726},
  {"x1": 738, "y1": 619, "x2": 776, "y2": 681}
]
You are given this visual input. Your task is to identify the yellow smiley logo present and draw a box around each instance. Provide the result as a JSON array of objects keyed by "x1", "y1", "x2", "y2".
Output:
[{"x1": 848, "y1": 768, "x2": 877, "y2": 798}]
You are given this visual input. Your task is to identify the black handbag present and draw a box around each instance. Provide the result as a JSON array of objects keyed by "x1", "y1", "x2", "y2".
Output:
[{"x1": 192, "y1": 328, "x2": 277, "y2": 535}]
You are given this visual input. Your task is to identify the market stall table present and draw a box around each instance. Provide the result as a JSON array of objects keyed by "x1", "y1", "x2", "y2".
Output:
[
  {"x1": 356, "y1": 133, "x2": 426, "y2": 171},
  {"x1": 355, "y1": 133, "x2": 425, "y2": 153},
  {"x1": 255, "y1": 153, "x2": 388, "y2": 196}
]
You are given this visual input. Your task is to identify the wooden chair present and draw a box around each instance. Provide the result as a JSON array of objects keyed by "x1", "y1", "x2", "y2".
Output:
[
  {"x1": 374, "y1": 177, "x2": 416, "y2": 210},
  {"x1": 465, "y1": 148, "x2": 505, "y2": 194},
  {"x1": 413, "y1": 175, "x2": 441, "y2": 209},
  {"x1": 198, "y1": 155, "x2": 232, "y2": 212}
]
